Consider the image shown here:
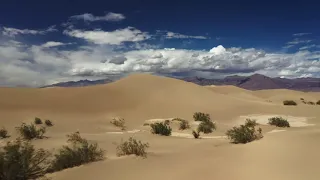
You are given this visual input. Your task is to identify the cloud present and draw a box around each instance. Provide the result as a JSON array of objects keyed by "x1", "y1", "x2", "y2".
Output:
[
  {"x1": 70, "y1": 12, "x2": 125, "y2": 22},
  {"x1": 299, "y1": 44, "x2": 320, "y2": 50},
  {"x1": 1, "y1": 25, "x2": 57, "y2": 37},
  {"x1": 64, "y1": 27, "x2": 150, "y2": 45},
  {"x1": 287, "y1": 38, "x2": 312, "y2": 45},
  {"x1": 41, "y1": 41, "x2": 73, "y2": 48},
  {"x1": 293, "y1": 33, "x2": 311, "y2": 36},
  {"x1": 157, "y1": 30, "x2": 208, "y2": 39}
]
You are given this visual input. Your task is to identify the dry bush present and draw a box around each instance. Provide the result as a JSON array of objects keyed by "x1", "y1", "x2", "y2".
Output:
[
  {"x1": 307, "y1": 101, "x2": 315, "y2": 105},
  {"x1": 268, "y1": 117, "x2": 290, "y2": 127},
  {"x1": 34, "y1": 117, "x2": 43, "y2": 124},
  {"x1": 0, "y1": 127, "x2": 8, "y2": 139},
  {"x1": 16, "y1": 123, "x2": 46, "y2": 140},
  {"x1": 317, "y1": 100, "x2": 320, "y2": 105},
  {"x1": 49, "y1": 132, "x2": 105, "y2": 172},
  {"x1": 197, "y1": 120, "x2": 216, "y2": 134},
  {"x1": 283, "y1": 100, "x2": 297, "y2": 106},
  {"x1": 226, "y1": 119, "x2": 263, "y2": 144},
  {"x1": 116, "y1": 137, "x2": 149, "y2": 157},
  {"x1": 110, "y1": 117, "x2": 126, "y2": 130},
  {"x1": 45, "y1": 119, "x2": 53, "y2": 126},
  {"x1": 150, "y1": 122, "x2": 172, "y2": 136},
  {"x1": 192, "y1": 130, "x2": 200, "y2": 139},
  {"x1": 0, "y1": 139, "x2": 51, "y2": 180},
  {"x1": 179, "y1": 120, "x2": 190, "y2": 130},
  {"x1": 193, "y1": 112, "x2": 210, "y2": 122}
]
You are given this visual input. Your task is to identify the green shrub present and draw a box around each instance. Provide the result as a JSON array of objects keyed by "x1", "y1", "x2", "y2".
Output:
[
  {"x1": 49, "y1": 132, "x2": 105, "y2": 172},
  {"x1": 0, "y1": 127, "x2": 8, "y2": 139},
  {"x1": 268, "y1": 117, "x2": 290, "y2": 127},
  {"x1": 34, "y1": 117, "x2": 43, "y2": 124},
  {"x1": 197, "y1": 120, "x2": 216, "y2": 134},
  {"x1": 15, "y1": 123, "x2": 46, "y2": 140},
  {"x1": 317, "y1": 100, "x2": 320, "y2": 105},
  {"x1": 110, "y1": 117, "x2": 126, "y2": 130},
  {"x1": 226, "y1": 119, "x2": 263, "y2": 144},
  {"x1": 45, "y1": 119, "x2": 53, "y2": 126},
  {"x1": 193, "y1": 112, "x2": 211, "y2": 122},
  {"x1": 192, "y1": 130, "x2": 200, "y2": 139},
  {"x1": 0, "y1": 139, "x2": 51, "y2": 180},
  {"x1": 116, "y1": 137, "x2": 149, "y2": 157},
  {"x1": 283, "y1": 100, "x2": 297, "y2": 106},
  {"x1": 150, "y1": 122, "x2": 172, "y2": 136},
  {"x1": 179, "y1": 120, "x2": 190, "y2": 130}
]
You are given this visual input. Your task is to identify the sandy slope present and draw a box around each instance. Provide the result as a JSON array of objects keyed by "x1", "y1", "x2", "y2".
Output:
[{"x1": 0, "y1": 73, "x2": 320, "y2": 180}]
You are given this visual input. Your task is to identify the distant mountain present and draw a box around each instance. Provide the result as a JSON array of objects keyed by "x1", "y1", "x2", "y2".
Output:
[
  {"x1": 181, "y1": 74, "x2": 320, "y2": 91},
  {"x1": 42, "y1": 74, "x2": 320, "y2": 92},
  {"x1": 41, "y1": 79, "x2": 113, "y2": 88}
]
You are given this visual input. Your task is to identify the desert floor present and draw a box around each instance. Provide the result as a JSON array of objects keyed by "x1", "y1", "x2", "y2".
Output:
[{"x1": 1, "y1": 73, "x2": 320, "y2": 180}]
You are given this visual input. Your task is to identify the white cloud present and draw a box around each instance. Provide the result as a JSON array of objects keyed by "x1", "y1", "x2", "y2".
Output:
[
  {"x1": 287, "y1": 38, "x2": 312, "y2": 45},
  {"x1": 299, "y1": 44, "x2": 320, "y2": 50},
  {"x1": 70, "y1": 12, "x2": 125, "y2": 22},
  {"x1": 41, "y1": 41, "x2": 73, "y2": 48},
  {"x1": 1, "y1": 25, "x2": 57, "y2": 37},
  {"x1": 157, "y1": 30, "x2": 208, "y2": 39},
  {"x1": 64, "y1": 27, "x2": 150, "y2": 45},
  {"x1": 293, "y1": 33, "x2": 311, "y2": 36}
]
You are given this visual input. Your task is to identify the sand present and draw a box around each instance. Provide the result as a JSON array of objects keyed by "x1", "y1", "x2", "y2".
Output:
[{"x1": 1, "y1": 73, "x2": 320, "y2": 180}]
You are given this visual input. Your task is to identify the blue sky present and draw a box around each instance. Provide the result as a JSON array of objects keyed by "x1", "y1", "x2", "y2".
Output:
[{"x1": 0, "y1": 0, "x2": 319, "y2": 87}]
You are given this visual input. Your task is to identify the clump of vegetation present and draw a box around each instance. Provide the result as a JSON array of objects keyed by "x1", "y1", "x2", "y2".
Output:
[
  {"x1": 143, "y1": 123, "x2": 150, "y2": 126},
  {"x1": 45, "y1": 119, "x2": 53, "y2": 126},
  {"x1": 307, "y1": 101, "x2": 315, "y2": 105},
  {"x1": 193, "y1": 112, "x2": 211, "y2": 122},
  {"x1": 116, "y1": 137, "x2": 149, "y2": 157},
  {"x1": 150, "y1": 122, "x2": 172, "y2": 136},
  {"x1": 110, "y1": 117, "x2": 126, "y2": 130},
  {"x1": 179, "y1": 120, "x2": 190, "y2": 130},
  {"x1": 268, "y1": 117, "x2": 290, "y2": 127},
  {"x1": 226, "y1": 119, "x2": 263, "y2": 144},
  {"x1": 192, "y1": 130, "x2": 200, "y2": 139},
  {"x1": 300, "y1": 98, "x2": 304, "y2": 101},
  {"x1": 0, "y1": 139, "x2": 51, "y2": 180},
  {"x1": 317, "y1": 100, "x2": 320, "y2": 105},
  {"x1": 0, "y1": 127, "x2": 8, "y2": 139},
  {"x1": 197, "y1": 120, "x2": 216, "y2": 134},
  {"x1": 16, "y1": 123, "x2": 46, "y2": 140},
  {"x1": 49, "y1": 132, "x2": 105, "y2": 172},
  {"x1": 34, "y1": 117, "x2": 43, "y2": 124},
  {"x1": 283, "y1": 100, "x2": 297, "y2": 106}
]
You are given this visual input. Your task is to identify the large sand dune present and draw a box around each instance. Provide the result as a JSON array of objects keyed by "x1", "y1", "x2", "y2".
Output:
[{"x1": 1, "y1": 73, "x2": 320, "y2": 180}]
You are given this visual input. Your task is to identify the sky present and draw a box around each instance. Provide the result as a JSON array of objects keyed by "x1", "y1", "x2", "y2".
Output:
[{"x1": 0, "y1": 0, "x2": 320, "y2": 87}]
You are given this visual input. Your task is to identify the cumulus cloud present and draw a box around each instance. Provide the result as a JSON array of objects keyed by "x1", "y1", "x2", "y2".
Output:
[
  {"x1": 64, "y1": 27, "x2": 150, "y2": 45},
  {"x1": 1, "y1": 25, "x2": 57, "y2": 37},
  {"x1": 70, "y1": 12, "x2": 125, "y2": 22}
]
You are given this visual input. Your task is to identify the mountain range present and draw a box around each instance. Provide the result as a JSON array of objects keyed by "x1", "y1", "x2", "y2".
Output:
[{"x1": 42, "y1": 74, "x2": 320, "y2": 91}]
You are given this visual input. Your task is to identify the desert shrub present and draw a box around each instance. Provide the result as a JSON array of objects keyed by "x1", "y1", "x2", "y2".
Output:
[
  {"x1": 49, "y1": 132, "x2": 105, "y2": 172},
  {"x1": 179, "y1": 120, "x2": 190, "y2": 130},
  {"x1": 150, "y1": 122, "x2": 172, "y2": 136},
  {"x1": 192, "y1": 130, "x2": 200, "y2": 139},
  {"x1": 193, "y1": 112, "x2": 210, "y2": 122},
  {"x1": 283, "y1": 100, "x2": 297, "y2": 106},
  {"x1": 143, "y1": 123, "x2": 150, "y2": 126},
  {"x1": 16, "y1": 123, "x2": 46, "y2": 140},
  {"x1": 307, "y1": 101, "x2": 315, "y2": 105},
  {"x1": 268, "y1": 117, "x2": 290, "y2": 127},
  {"x1": 0, "y1": 127, "x2": 8, "y2": 139},
  {"x1": 0, "y1": 139, "x2": 51, "y2": 180},
  {"x1": 300, "y1": 98, "x2": 304, "y2": 101},
  {"x1": 34, "y1": 117, "x2": 43, "y2": 124},
  {"x1": 110, "y1": 117, "x2": 126, "y2": 130},
  {"x1": 164, "y1": 120, "x2": 170, "y2": 125},
  {"x1": 226, "y1": 119, "x2": 263, "y2": 144},
  {"x1": 197, "y1": 120, "x2": 216, "y2": 134},
  {"x1": 45, "y1": 119, "x2": 53, "y2": 126},
  {"x1": 116, "y1": 137, "x2": 149, "y2": 157},
  {"x1": 317, "y1": 100, "x2": 320, "y2": 105}
]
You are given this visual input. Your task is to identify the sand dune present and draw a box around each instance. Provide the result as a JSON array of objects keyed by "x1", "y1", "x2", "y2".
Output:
[{"x1": 1, "y1": 73, "x2": 320, "y2": 180}]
